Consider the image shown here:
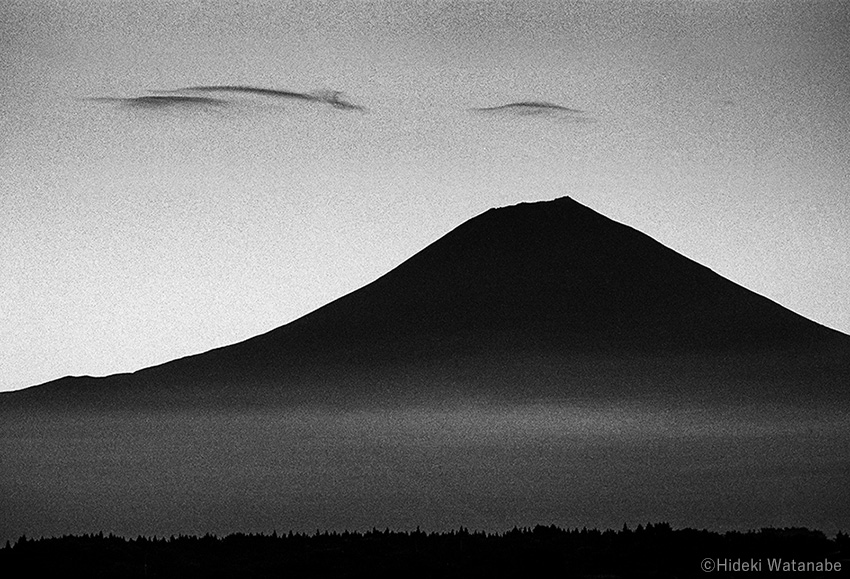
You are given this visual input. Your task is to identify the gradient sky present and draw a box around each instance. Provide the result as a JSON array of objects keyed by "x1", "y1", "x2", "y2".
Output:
[{"x1": 2, "y1": 0, "x2": 848, "y2": 391}]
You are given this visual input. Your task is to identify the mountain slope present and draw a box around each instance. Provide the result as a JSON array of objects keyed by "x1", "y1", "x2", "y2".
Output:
[{"x1": 5, "y1": 196, "x2": 849, "y2": 409}]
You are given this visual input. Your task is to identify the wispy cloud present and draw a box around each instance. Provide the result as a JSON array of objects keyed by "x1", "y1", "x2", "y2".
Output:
[
  {"x1": 309, "y1": 89, "x2": 367, "y2": 112},
  {"x1": 87, "y1": 85, "x2": 367, "y2": 116},
  {"x1": 173, "y1": 85, "x2": 315, "y2": 101},
  {"x1": 471, "y1": 101, "x2": 593, "y2": 122},
  {"x1": 87, "y1": 95, "x2": 227, "y2": 109},
  {"x1": 168, "y1": 85, "x2": 367, "y2": 112}
]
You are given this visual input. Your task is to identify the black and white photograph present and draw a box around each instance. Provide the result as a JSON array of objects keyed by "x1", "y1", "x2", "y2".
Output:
[{"x1": 1, "y1": 1, "x2": 848, "y2": 576}]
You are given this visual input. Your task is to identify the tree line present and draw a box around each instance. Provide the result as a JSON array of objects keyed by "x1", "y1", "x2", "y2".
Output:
[{"x1": 1, "y1": 523, "x2": 847, "y2": 577}]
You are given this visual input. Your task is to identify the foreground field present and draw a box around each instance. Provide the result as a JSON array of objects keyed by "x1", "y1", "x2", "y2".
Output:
[{"x1": 2, "y1": 403, "x2": 848, "y2": 543}]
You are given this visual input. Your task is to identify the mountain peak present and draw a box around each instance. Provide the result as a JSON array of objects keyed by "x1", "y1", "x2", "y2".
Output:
[
  {"x1": 471, "y1": 196, "x2": 618, "y2": 247},
  {"x1": 481, "y1": 195, "x2": 584, "y2": 220},
  {"x1": 268, "y1": 194, "x2": 841, "y2": 361},
  {"x1": 6, "y1": 195, "x2": 848, "y2": 408}
]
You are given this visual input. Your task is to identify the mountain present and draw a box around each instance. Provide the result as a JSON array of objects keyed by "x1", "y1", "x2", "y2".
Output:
[{"x1": 4, "y1": 196, "x2": 849, "y2": 410}]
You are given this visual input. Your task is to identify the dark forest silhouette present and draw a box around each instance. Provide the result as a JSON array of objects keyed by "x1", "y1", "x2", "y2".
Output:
[{"x1": 2, "y1": 524, "x2": 847, "y2": 578}]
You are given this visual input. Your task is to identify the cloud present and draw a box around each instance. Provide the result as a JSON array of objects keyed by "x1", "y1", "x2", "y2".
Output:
[
  {"x1": 168, "y1": 85, "x2": 367, "y2": 112},
  {"x1": 87, "y1": 95, "x2": 227, "y2": 109},
  {"x1": 471, "y1": 101, "x2": 593, "y2": 121},
  {"x1": 86, "y1": 85, "x2": 367, "y2": 118},
  {"x1": 308, "y1": 89, "x2": 367, "y2": 112},
  {"x1": 177, "y1": 85, "x2": 310, "y2": 99}
]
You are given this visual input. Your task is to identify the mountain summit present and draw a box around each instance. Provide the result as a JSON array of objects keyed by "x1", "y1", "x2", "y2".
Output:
[{"x1": 6, "y1": 196, "x2": 849, "y2": 409}]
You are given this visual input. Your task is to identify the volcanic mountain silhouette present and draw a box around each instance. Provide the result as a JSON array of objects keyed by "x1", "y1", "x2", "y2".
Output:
[{"x1": 6, "y1": 197, "x2": 849, "y2": 409}]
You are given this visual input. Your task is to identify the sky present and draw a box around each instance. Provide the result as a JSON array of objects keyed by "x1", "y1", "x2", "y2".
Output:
[{"x1": 1, "y1": 0, "x2": 848, "y2": 392}]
